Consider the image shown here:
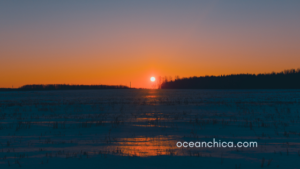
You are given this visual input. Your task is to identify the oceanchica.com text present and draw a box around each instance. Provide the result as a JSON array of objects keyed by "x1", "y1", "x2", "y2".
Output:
[{"x1": 176, "y1": 138, "x2": 258, "y2": 148}]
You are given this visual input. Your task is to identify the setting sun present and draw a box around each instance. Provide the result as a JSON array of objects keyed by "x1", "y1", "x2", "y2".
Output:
[{"x1": 150, "y1": 77, "x2": 155, "y2": 82}]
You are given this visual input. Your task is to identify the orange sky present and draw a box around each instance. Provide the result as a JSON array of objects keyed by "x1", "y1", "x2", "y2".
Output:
[{"x1": 1, "y1": 1, "x2": 300, "y2": 88}]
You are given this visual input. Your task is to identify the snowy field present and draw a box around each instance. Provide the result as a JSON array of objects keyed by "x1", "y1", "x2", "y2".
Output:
[{"x1": 0, "y1": 89, "x2": 300, "y2": 168}]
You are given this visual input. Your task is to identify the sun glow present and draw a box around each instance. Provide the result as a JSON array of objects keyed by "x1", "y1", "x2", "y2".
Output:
[{"x1": 150, "y1": 77, "x2": 155, "y2": 82}]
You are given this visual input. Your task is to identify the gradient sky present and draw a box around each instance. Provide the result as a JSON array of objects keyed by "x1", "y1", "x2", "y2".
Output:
[{"x1": 1, "y1": 0, "x2": 300, "y2": 88}]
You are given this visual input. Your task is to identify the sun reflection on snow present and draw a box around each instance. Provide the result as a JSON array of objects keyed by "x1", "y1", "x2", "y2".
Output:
[{"x1": 106, "y1": 136, "x2": 181, "y2": 157}]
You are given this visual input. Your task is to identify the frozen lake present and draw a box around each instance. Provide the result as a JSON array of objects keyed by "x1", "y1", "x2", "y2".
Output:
[{"x1": 0, "y1": 89, "x2": 300, "y2": 168}]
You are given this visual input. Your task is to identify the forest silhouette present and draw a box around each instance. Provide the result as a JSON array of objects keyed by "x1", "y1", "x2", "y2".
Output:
[
  {"x1": 1, "y1": 69, "x2": 300, "y2": 91},
  {"x1": 160, "y1": 68, "x2": 300, "y2": 89},
  {"x1": 0, "y1": 84, "x2": 129, "y2": 91}
]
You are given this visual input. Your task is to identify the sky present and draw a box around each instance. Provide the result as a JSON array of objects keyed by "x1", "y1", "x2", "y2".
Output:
[{"x1": 1, "y1": 0, "x2": 300, "y2": 88}]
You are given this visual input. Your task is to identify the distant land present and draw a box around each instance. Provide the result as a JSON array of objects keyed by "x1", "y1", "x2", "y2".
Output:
[
  {"x1": 1, "y1": 69, "x2": 300, "y2": 91},
  {"x1": 161, "y1": 68, "x2": 300, "y2": 89},
  {"x1": 0, "y1": 84, "x2": 129, "y2": 91}
]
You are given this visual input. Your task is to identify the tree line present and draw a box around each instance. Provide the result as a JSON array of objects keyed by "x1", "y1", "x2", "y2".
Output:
[
  {"x1": 0, "y1": 84, "x2": 129, "y2": 91},
  {"x1": 160, "y1": 68, "x2": 300, "y2": 89}
]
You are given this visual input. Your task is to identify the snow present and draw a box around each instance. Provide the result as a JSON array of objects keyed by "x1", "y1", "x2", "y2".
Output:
[{"x1": 0, "y1": 89, "x2": 300, "y2": 168}]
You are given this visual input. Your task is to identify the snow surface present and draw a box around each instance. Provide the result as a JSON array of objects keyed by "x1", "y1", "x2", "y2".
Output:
[{"x1": 0, "y1": 89, "x2": 300, "y2": 168}]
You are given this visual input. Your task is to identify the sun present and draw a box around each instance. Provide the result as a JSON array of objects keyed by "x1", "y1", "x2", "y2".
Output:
[{"x1": 150, "y1": 77, "x2": 155, "y2": 82}]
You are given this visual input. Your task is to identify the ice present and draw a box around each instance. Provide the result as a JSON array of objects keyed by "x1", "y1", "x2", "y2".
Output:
[{"x1": 0, "y1": 89, "x2": 300, "y2": 168}]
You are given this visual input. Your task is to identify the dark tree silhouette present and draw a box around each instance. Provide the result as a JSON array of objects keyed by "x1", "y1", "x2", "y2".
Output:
[
  {"x1": 161, "y1": 68, "x2": 300, "y2": 89},
  {"x1": 0, "y1": 84, "x2": 129, "y2": 91}
]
